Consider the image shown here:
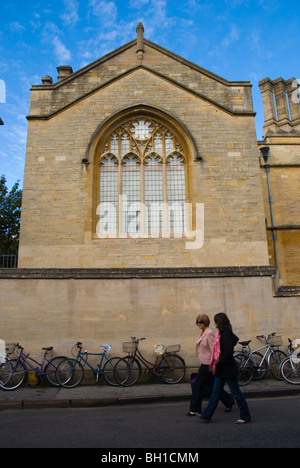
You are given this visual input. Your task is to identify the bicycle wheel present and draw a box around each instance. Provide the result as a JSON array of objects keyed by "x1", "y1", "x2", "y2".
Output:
[
  {"x1": 44, "y1": 356, "x2": 68, "y2": 387},
  {"x1": 0, "y1": 359, "x2": 27, "y2": 390},
  {"x1": 281, "y1": 357, "x2": 300, "y2": 385},
  {"x1": 159, "y1": 354, "x2": 185, "y2": 384},
  {"x1": 269, "y1": 350, "x2": 287, "y2": 380},
  {"x1": 234, "y1": 353, "x2": 253, "y2": 386},
  {"x1": 103, "y1": 357, "x2": 129, "y2": 386},
  {"x1": 251, "y1": 352, "x2": 268, "y2": 380},
  {"x1": 114, "y1": 357, "x2": 141, "y2": 387},
  {"x1": 56, "y1": 359, "x2": 84, "y2": 388}
]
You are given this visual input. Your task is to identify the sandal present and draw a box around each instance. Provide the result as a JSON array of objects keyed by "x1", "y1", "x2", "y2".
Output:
[{"x1": 186, "y1": 411, "x2": 198, "y2": 417}]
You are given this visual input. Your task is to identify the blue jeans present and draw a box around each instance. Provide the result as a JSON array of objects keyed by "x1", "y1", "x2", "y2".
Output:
[
  {"x1": 190, "y1": 365, "x2": 234, "y2": 413},
  {"x1": 201, "y1": 376, "x2": 251, "y2": 422}
]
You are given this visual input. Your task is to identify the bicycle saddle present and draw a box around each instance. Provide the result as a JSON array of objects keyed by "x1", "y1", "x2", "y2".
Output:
[
  {"x1": 100, "y1": 345, "x2": 111, "y2": 353},
  {"x1": 239, "y1": 341, "x2": 251, "y2": 347},
  {"x1": 42, "y1": 347, "x2": 53, "y2": 351}
]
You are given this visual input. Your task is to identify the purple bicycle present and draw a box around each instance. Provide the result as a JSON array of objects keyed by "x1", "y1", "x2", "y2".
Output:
[{"x1": 0, "y1": 343, "x2": 67, "y2": 390}]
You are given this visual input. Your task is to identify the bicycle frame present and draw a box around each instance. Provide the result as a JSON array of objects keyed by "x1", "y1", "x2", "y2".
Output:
[
  {"x1": 247, "y1": 344, "x2": 271, "y2": 367},
  {"x1": 69, "y1": 350, "x2": 114, "y2": 381},
  {"x1": 14, "y1": 348, "x2": 55, "y2": 377},
  {"x1": 130, "y1": 348, "x2": 162, "y2": 374},
  {"x1": 240, "y1": 338, "x2": 280, "y2": 370}
]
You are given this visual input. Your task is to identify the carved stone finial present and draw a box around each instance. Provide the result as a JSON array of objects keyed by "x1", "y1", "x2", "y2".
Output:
[{"x1": 136, "y1": 22, "x2": 144, "y2": 63}]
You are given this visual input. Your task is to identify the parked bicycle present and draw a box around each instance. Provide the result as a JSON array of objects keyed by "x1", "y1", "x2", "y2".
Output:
[
  {"x1": 234, "y1": 333, "x2": 287, "y2": 386},
  {"x1": 0, "y1": 344, "x2": 67, "y2": 391},
  {"x1": 55, "y1": 342, "x2": 130, "y2": 388},
  {"x1": 114, "y1": 337, "x2": 186, "y2": 386},
  {"x1": 280, "y1": 338, "x2": 300, "y2": 385}
]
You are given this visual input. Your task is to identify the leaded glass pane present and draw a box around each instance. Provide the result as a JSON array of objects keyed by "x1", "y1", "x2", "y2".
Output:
[
  {"x1": 111, "y1": 134, "x2": 119, "y2": 155},
  {"x1": 131, "y1": 120, "x2": 153, "y2": 140},
  {"x1": 122, "y1": 155, "x2": 141, "y2": 234},
  {"x1": 144, "y1": 156, "x2": 164, "y2": 234},
  {"x1": 99, "y1": 155, "x2": 118, "y2": 235},
  {"x1": 167, "y1": 154, "x2": 187, "y2": 233},
  {"x1": 121, "y1": 133, "x2": 130, "y2": 156},
  {"x1": 165, "y1": 133, "x2": 174, "y2": 154}
]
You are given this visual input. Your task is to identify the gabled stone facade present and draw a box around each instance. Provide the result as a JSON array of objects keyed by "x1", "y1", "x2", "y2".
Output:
[{"x1": 20, "y1": 24, "x2": 269, "y2": 271}]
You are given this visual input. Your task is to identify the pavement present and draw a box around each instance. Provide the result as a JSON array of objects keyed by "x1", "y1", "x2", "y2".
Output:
[{"x1": 0, "y1": 377, "x2": 299, "y2": 411}]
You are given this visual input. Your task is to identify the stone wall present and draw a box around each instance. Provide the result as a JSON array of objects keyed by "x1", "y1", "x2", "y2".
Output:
[{"x1": 1, "y1": 268, "x2": 299, "y2": 367}]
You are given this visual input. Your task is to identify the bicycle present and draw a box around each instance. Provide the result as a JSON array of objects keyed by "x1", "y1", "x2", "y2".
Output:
[
  {"x1": 234, "y1": 333, "x2": 287, "y2": 386},
  {"x1": 280, "y1": 338, "x2": 300, "y2": 385},
  {"x1": 55, "y1": 342, "x2": 130, "y2": 388},
  {"x1": 0, "y1": 344, "x2": 67, "y2": 391},
  {"x1": 114, "y1": 337, "x2": 186, "y2": 386}
]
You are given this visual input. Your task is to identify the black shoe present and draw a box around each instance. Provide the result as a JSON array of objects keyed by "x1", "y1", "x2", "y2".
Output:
[
  {"x1": 198, "y1": 415, "x2": 210, "y2": 423},
  {"x1": 186, "y1": 411, "x2": 199, "y2": 417},
  {"x1": 224, "y1": 402, "x2": 235, "y2": 413}
]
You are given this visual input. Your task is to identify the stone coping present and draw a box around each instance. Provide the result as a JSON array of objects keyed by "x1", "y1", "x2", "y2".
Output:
[{"x1": 0, "y1": 266, "x2": 276, "y2": 280}]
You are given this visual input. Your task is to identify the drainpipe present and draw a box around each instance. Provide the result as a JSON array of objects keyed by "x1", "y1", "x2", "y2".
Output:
[{"x1": 260, "y1": 146, "x2": 280, "y2": 278}]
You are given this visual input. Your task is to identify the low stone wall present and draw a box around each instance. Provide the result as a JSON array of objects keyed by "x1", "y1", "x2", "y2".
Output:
[{"x1": 0, "y1": 267, "x2": 299, "y2": 368}]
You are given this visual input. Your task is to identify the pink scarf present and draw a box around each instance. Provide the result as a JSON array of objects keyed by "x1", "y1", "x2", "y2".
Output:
[{"x1": 210, "y1": 331, "x2": 221, "y2": 374}]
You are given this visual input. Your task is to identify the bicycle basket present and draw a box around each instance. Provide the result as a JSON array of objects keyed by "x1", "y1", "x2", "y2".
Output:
[
  {"x1": 165, "y1": 344, "x2": 181, "y2": 353},
  {"x1": 292, "y1": 339, "x2": 300, "y2": 351},
  {"x1": 268, "y1": 335, "x2": 283, "y2": 347},
  {"x1": 122, "y1": 342, "x2": 137, "y2": 353},
  {"x1": 154, "y1": 344, "x2": 166, "y2": 356}
]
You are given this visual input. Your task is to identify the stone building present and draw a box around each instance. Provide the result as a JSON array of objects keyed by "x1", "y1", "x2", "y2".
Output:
[{"x1": 0, "y1": 25, "x2": 299, "y2": 364}]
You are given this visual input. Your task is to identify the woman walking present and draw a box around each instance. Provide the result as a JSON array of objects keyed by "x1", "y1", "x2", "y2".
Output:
[
  {"x1": 187, "y1": 314, "x2": 234, "y2": 416},
  {"x1": 200, "y1": 313, "x2": 251, "y2": 424}
]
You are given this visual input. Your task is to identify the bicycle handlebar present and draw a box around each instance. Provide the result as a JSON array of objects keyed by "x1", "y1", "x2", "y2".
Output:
[
  {"x1": 14, "y1": 343, "x2": 24, "y2": 351},
  {"x1": 256, "y1": 332, "x2": 277, "y2": 340},
  {"x1": 131, "y1": 337, "x2": 146, "y2": 344}
]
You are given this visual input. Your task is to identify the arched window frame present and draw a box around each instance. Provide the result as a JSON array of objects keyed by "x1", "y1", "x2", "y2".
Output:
[{"x1": 95, "y1": 115, "x2": 190, "y2": 238}]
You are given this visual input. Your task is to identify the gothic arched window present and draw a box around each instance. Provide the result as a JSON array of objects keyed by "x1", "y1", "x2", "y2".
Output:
[{"x1": 97, "y1": 117, "x2": 187, "y2": 237}]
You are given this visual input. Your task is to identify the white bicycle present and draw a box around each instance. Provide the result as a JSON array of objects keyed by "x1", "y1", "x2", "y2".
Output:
[{"x1": 280, "y1": 339, "x2": 300, "y2": 385}]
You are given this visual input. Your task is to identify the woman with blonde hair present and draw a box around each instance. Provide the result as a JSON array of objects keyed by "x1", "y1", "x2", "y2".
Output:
[{"x1": 187, "y1": 314, "x2": 234, "y2": 416}]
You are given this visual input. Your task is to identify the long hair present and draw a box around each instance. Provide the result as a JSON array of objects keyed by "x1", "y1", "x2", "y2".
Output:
[{"x1": 214, "y1": 313, "x2": 232, "y2": 334}]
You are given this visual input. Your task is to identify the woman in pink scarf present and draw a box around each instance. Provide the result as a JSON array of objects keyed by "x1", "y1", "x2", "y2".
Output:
[{"x1": 200, "y1": 313, "x2": 251, "y2": 424}]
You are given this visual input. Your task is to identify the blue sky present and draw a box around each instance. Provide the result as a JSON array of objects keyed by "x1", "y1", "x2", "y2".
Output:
[{"x1": 0, "y1": 0, "x2": 299, "y2": 189}]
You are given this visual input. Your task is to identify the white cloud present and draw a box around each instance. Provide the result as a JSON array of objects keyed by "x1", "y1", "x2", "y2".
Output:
[
  {"x1": 129, "y1": 0, "x2": 150, "y2": 8},
  {"x1": 60, "y1": 0, "x2": 80, "y2": 27},
  {"x1": 88, "y1": 0, "x2": 118, "y2": 22},
  {"x1": 221, "y1": 25, "x2": 240, "y2": 47},
  {"x1": 9, "y1": 22, "x2": 26, "y2": 33},
  {"x1": 52, "y1": 36, "x2": 72, "y2": 63}
]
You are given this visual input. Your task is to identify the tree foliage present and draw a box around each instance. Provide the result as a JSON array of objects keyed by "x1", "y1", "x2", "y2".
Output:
[{"x1": 0, "y1": 175, "x2": 22, "y2": 255}]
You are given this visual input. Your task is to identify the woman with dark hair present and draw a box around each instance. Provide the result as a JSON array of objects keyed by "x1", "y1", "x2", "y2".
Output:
[
  {"x1": 200, "y1": 313, "x2": 251, "y2": 424},
  {"x1": 187, "y1": 314, "x2": 234, "y2": 416}
]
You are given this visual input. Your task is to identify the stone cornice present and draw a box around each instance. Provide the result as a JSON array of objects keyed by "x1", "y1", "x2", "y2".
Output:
[{"x1": 0, "y1": 266, "x2": 276, "y2": 280}]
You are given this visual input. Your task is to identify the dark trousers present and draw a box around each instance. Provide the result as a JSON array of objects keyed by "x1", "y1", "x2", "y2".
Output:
[
  {"x1": 190, "y1": 365, "x2": 234, "y2": 413},
  {"x1": 201, "y1": 376, "x2": 251, "y2": 422}
]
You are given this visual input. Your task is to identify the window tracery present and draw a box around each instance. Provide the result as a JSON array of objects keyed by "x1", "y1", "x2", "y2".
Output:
[{"x1": 97, "y1": 117, "x2": 187, "y2": 237}]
